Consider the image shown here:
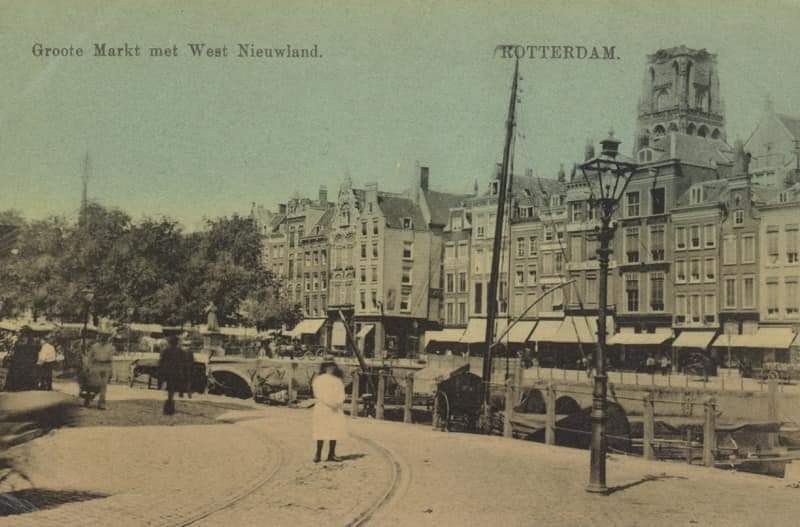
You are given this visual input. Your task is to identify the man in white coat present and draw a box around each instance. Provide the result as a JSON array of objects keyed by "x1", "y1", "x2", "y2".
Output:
[{"x1": 312, "y1": 358, "x2": 347, "y2": 463}]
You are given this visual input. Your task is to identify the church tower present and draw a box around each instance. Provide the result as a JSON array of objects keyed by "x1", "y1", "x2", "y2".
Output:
[{"x1": 635, "y1": 46, "x2": 725, "y2": 149}]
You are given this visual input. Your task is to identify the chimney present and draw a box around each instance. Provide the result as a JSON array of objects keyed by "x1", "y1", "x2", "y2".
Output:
[
  {"x1": 278, "y1": 203, "x2": 287, "y2": 214},
  {"x1": 419, "y1": 166, "x2": 430, "y2": 191},
  {"x1": 318, "y1": 185, "x2": 328, "y2": 206}
]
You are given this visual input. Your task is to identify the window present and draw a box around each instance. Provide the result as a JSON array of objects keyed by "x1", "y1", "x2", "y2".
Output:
[
  {"x1": 586, "y1": 237, "x2": 599, "y2": 260},
  {"x1": 304, "y1": 295, "x2": 311, "y2": 314},
  {"x1": 446, "y1": 303, "x2": 454, "y2": 325},
  {"x1": 400, "y1": 291, "x2": 410, "y2": 312},
  {"x1": 734, "y1": 210, "x2": 744, "y2": 225},
  {"x1": 445, "y1": 243, "x2": 455, "y2": 260},
  {"x1": 516, "y1": 237, "x2": 526, "y2": 257},
  {"x1": 474, "y1": 249, "x2": 483, "y2": 273},
  {"x1": 690, "y1": 186, "x2": 703, "y2": 205},
  {"x1": 360, "y1": 291, "x2": 366, "y2": 310},
  {"x1": 690, "y1": 259, "x2": 701, "y2": 283},
  {"x1": 542, "y1": 253, "x2": 554, "y2": 275},
  {"x1": 361, "y1": 222, "x2": 367, "y2": 236},
  {"x1": 704, "y1": 257, "x2": 716, "y2": 282},
  {"x1": 626, "y1": 191, "x2": 640, "y2": 217},
  {"x1": 360, "y1": 267, "x2": 366, "y2": 283},
  {"x1": 361, "y1": 243, "x2": 367, "y2": 259},
  {"x1": 723, "y1": 235, "x2": 737, "y2": 265},
  {"x1": 675, "y1": 295, "x2": 686, "y2": 324},
  {"x1": 313, "y1": 251, "x2": 319, "y2": 265},
  {"x1": 402, "y1": 217, "x2": 413, "y2": 230},
  {"x1": 446, "y1": 273, "x2": 455, "y2": 293},
  {"x1": 321, "y1": 273, "x2": 327, "y2": 290},
  {"x1": 474, "y1": 283, "x2": 483, "y2": 314},
  {"x1": 704, "y1": 224, "x2": 716, "y2": 248},
  {"x1": 650, "y1": 187, "x2": 665, "y2": 215},
  {"x1": 676, "y1": 226, "x2": 687, "y2": 250},
  {"x1": 402, "y1": 242, "x2": 413, "y2": 260},
  {"x1": 571, "y1": 202, "x2": 584, "y2": 222},
  {"x1": 401, "y1": 266, "x2": 412, "y2": 285},
  {"x1": 675, "y1": 260, "x2": 687, "y2": 283},
  {"x1": 321, "y1": 249, "x2": 327, "y2": 265},
  {"x1": 787, "y1": 225, "x2": 799, "y2": 263},
  {"x1": 571, "y1": 236, "x2": 582, "y2": 263},
  {"x1": 371, "y1": 266, "x2": 377, "y2": 283},
  {"x1": 528, "y1": 267, "x2": 537, "y2": 285},
  {"x1": 458, "y1": 241, "x2": 468, "y2": 258},
  {"x1": 724, "y1": 277, "x2": 736, "y2": 308},
  {"x1": 690, "y1": 225, "x2": 701, "y2": 249},
  {"x1": 515, "y1": 270, "x2": 525, "y2": 286},
  {"x1": 767, "y1": 279, "x2": 779, "y2": 318},
  {"x1": 557, "y1": 229, "x2": 564, "y2": 242},
  {"x1": 313, "y1": 273, "x2": 319, "y2": 290},
  {"x1": 555, "y1": 253, "x2": 563, "y2": 273},
  {"x1": 650, "y1": 272, "x2": 665, "y2": 311},
  {"x1": 690, "y1": 294, "x2": 702, "y2": 324},
  {"x1": 305, "y1": 251, "x2": 312, "y2": 266},
  {"x1": 650, "y1": 225, "x2": 665, "y2": 261},
  {"x1": 767, "y1": 227, "x2": 779, "y2": 264},
  {"x1": 373, "y1": 220, "x2": 379, "y2": 235},
  {"x1": 625, "y1": 227, "x2": 640, "y2": 263},
  {"x1": 586, "y1": 275, "x2": 597, "y2": 302},
  {"x1": 739, "y1": 234, "x2": 755, "y2": 264},
  {"x1": 288, "y1": 259, "x2": 294, "y2": 278},
  {"x1": 743, "y1": 276, "x2": 755, "y2": 308},
  {"x1": 550, "y1": 287, "x2": 564, "y2": 311},
  {"x1": 625, "y1": 273, "x2": 640, "y2": 312},
  {"x1": 704, "y1": 294, "x2": 716, "y2": 324},
  {"x1": 304, "y1": 273, "x2": 311, "y2": 291},
  {"x1": 786, "y1": 278, "x2": 799, "y2": 316},
  {"x1": 476, "y1": 226, "x2": 485, "y2": 238},
  {"x1": 458, "y1": 303, "x2": 467, "y2": 324},
  {"x1": 544, "y1": 226, "x2": 553, "y2": 242},
  {"x1": 528, "y1": 236, "x2": 538, "y2": 256},
  {"x1": 372, "y1": 243, "x2": 379, "y2": 258}
]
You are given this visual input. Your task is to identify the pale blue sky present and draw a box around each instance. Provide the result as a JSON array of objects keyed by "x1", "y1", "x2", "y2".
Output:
[{"x1": 2, "y1": 0, "x2": 799, "y2": 228}]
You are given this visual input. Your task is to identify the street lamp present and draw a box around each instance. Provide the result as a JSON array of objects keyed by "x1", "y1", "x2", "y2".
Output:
[{"x1": 579, "y1": 130, "x2": 638, "y2": 494}]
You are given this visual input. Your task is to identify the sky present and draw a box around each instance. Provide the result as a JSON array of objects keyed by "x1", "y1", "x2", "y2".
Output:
[{"x1": 2, "y1": 0, "x2": 800, "y2": 229}]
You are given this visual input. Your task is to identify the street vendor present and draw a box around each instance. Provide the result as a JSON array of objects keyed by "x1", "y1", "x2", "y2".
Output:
[
  {"x1": 83, "y1": 330, "x2": 114, "y2": 409},
  {"x1": 311, "y1": 357, "x2": 347, "y2": 463}
]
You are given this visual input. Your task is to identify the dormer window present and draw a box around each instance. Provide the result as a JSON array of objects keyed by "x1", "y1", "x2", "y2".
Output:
[
  {"x1": 638, "y1": 149, "x2": 654, "y2": 163},
  {"x1": 779, "y1": 191, "x2": 789, "y2": 203},
  {"x1": 690, "y1": 186, "x2": 704, "y2": 205},
  {"x1": 402, "y1": 217, "x2": 413, "y2": 230},
  {"x1": 491, "y1": 181, "x2": 499, "y2": 195}
]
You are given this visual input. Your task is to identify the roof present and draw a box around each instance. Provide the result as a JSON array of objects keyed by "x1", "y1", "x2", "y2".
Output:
[
  {"x1": 776, "y1": 113, "x2": 800, "y2": 139},
  {"x1": 423, "y1": 190, "x2": 469, "y2": 227},
  {"x1": 650, "y1": 132, "x2": 732, "y2": 167},
  {"x1": 377, "y1": 194, "x2": 428, "y2": 230},
  {"x1": 674, "y1": 178, "x2": 729, "y2": 208}
]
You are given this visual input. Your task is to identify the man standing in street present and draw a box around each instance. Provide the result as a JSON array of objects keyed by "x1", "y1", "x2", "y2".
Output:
[
  {"x1": 83, "y1": 330, "x2": 114, "y2": 409},
  {"x1": 37, "y1": 335, "x2": 58, "y2": 390},
  {"x1": 159, "y1": 333, "x2": 183, "y2": 415}
]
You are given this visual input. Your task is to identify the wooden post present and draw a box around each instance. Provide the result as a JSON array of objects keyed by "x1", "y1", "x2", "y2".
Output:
[
  {"x1": 685, "y1": 428, "x2": 693, "y2": 464},
  {"x1": 643, "y1": 392, "x2": 655, "y2": 461},
  {"x1": 403, "y1": 373, "x2": 414, "y2": 424},
  {"x1": 503, "y1": 380, "x2": 514, "y2": 438},
  {"x1": 768, "y1": 377, "x2": 778, "y2": 448},
  {"x1": 376, "y1": 370, "x2": 386, "y2": 420},
  {"x1": 350, "y1": 370, "x2": 360, "y2": 418},
  {"x1": 287, "y1": 362, "x2": 297, "y2": 405},
  {"x1": 514, "y1": 364, "x2": 524, "y2": 405},
  {"x1": 545, "y1": 383, "x2": 556, "y2": 446},
  {"x1": 703, "y1": 396, "x2": 717, "y2": 468}
]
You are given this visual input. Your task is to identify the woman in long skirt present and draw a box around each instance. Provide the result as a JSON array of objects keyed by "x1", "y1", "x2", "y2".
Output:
[{"x1": 312, "y1": 358, "x2": 347, "y2": 462}]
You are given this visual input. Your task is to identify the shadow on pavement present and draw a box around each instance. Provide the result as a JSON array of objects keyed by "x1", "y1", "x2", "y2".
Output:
[
  {"x1": 605, "y1": 473, "x2": 688, "y2": 495},
  {"x1": 0, "y1": 488, "x2": 108, "y2": 517}
]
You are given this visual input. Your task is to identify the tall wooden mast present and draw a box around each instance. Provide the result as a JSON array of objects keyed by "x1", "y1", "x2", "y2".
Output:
[{"x1": 481, "y1": 58, "x2": 519, "y2": 408}]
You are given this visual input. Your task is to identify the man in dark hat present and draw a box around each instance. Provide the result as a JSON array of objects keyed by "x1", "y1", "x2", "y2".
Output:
[
  {"x1": 8, "y1": 325, "x2": 39, "y2": 391},
  {"x1": 159, "y1": 333, "x2": 183, "y2": 415}
]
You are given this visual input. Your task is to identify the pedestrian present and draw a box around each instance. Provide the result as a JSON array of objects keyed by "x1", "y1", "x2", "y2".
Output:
[
  {"x1": 8, "y1": 326, "x2": 39, "y2": 391},
  {"x1": 84, "y1": 330, "x2": 114, "y2": 409},
  {"x1": 37, "y1": 334, "x2": 58, "y2": 390},
  {"x1": 660, "y1": 354, "x2": 671, "y2": 375},
  {"x1": 159, "y1": 334, "x2": 183, "y2": 415},
  {"x1": 179, "y1": 332, "x2": 195, "y2": 399},
  {"x1": 311, "y1": 357, "x2": 347, "y2": 463},
  {"x1": 645, "y1": 354, "x2": 656, "y2": 375}
]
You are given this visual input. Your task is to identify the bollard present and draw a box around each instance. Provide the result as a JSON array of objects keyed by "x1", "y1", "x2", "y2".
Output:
[
  {"x1": 503, "y1": 380, "x2": 514, "y2": 438},
  {"x1": 643, "y1": 392, "x2": 655, "y2": 461},
  {"x1": 703, "y1": 397, "x2": 717, "y2": 467},
  {"x1": 350, "y1": 370, "x2": 360, "y2": 418},
  {"x1": 376, "y1": 370, "x2": 386, "y2": 420},
  {"x1": 545, "y1": 383, "x2": 556, "y2": 446},
  {"x1": 685, "y1": 428, "x2": 693, "y2": 465},
  {"x1": 768, "y1": 377, "x2": 778, "y2": 448},
  {"x1": 432, "y1": 388, "x2": 440, "y2": 430},
  {"x1": 287, "y1": 362, "x2": 297, "y2": 405},
  {"x1": 403, "y1": 374, "x2": 414, "y2": 424}
]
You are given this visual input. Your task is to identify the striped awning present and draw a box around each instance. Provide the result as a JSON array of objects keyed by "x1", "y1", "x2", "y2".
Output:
[
  {"x1": 713, "y1": 327, "x2": 796, "y2": 350},
  {"x1": 672, "y1": 331, "x2": 716, "y2": 350},
  {"x1": 608, "y1": 331, "x2": 673, "y2": 346},
  {"x1": 505, "y1": 320, "x2": 537, "y2": 343},
  {"x1": 284, "y1": 318, "x2": 326, "y2": 338}
]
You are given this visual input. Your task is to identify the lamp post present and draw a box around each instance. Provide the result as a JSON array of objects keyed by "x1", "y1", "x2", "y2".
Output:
[
  {"x1": 81, "y1": 286, "x2": 95, "y2": 356},
  {"x1": 579, "y1": 131, "x2": 638, "y2": 493}
]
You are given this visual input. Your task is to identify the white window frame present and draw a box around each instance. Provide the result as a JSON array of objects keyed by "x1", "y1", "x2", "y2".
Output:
[
  {"x1": 742, "y1": 275, "x2": 756, "y2": 309},
  {"x1": 675, "y1": 226, "x2": 687, "y2": 250},
  {"x1": 704, "y1": 256, "x2": 716, "y2": 283},
  {"x1": 675, "y1": 260, "x2": 687, "y2": 284},
  {"x1": 704, "y1": 224, "x2": 716, "y2": 248},
  {"x1": 626, "y1": 191, "x2": 640, "y2": 217},
  {"x1": 649, "y1": 271, "x2": 665, "y2": 312}
]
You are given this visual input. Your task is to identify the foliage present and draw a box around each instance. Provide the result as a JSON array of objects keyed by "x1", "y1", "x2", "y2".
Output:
[{"x1": 0, "y1": 205, "x2": 297, "y2": 328}]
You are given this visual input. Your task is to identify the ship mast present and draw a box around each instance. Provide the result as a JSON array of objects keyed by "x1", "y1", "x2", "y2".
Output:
[{"x1": 481, "y1": 58, "x2": 519, "y2": 410}]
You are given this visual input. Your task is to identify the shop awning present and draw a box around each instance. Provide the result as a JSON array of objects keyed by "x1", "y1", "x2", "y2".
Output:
[
  {"x1": 529, "y1": 320, "x2": 563, "y2": 342},
  {"x1": 356, "y1": 324, "x2": 374, "y2": 339},
  {"x1": 608, "y1": 330, "x2": 673, "y2": 346},
  {"x1": 424, "y1": 328, "x2": 466, "y2": 347},
  {"x1": 285, "y1": 318, "x2": 326, "y2": 338},
  {"x1": 505, "y1": 320, "x2": 537, "y2": 343},
  {"x1": 673, "y1": 331, "x2": 717, "y2": 350},
  {"x1": 331, "y1": 321, "x2": 347, "y2": 347},
  {"x1": 713, "y1": 327, "x2": 796, "y2": 350},
  {"x1": 460, "y1": 318, "x2": 487, "y2": 344}
]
